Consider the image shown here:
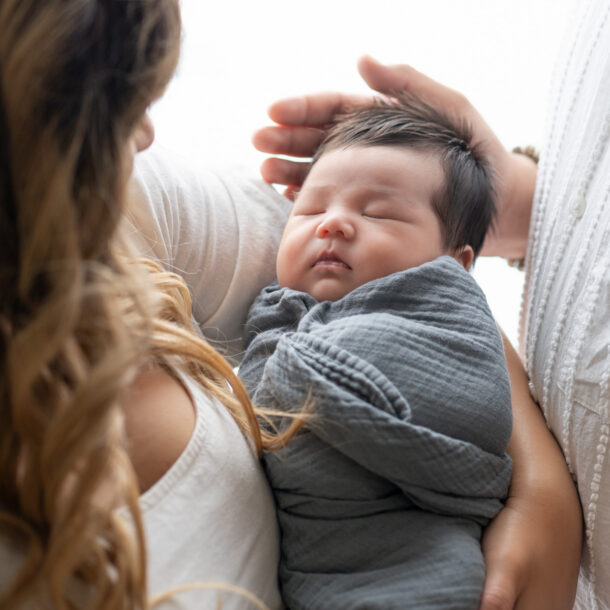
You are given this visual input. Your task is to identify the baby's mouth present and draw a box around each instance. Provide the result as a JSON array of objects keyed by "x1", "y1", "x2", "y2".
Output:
[{"x1": 313, "y1": 251, "x2": 351, "y2": 270}]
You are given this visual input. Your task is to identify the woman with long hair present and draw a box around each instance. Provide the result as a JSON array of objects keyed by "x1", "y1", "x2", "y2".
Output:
[{"x1": 0, "y1": 1, "x2": 298, "y2": 608}]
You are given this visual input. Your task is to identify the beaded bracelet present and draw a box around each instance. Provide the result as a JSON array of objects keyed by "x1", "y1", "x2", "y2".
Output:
[
  {"x1": 506, "y1": 146, "x2": 540, "y2": 271},
  {"x1": 512, "y1": 145, "x2": 540, "y2": 164}
]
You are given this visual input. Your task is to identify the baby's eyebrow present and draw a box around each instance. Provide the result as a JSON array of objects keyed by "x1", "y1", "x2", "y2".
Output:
[
  {"x1": 358, "y1": 187, "x2": 414, "y2": 206},
  {"x1": 363, "y1": 185, "x2": 434, "y2": 208},
  {"x1": 298, "y1": 183, "x2": 336, "y2": 198},
  {"x1": 360, "y1": 186, "x2": 399, "y2": 198}
]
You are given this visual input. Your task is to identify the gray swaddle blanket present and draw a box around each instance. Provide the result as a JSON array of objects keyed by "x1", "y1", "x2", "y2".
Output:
[{"x1": 240, "y1": 256, "x2": 512, "y2": 610}]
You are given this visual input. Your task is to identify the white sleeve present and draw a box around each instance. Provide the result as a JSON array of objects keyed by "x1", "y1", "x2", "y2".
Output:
[{"x1": 123, "y1": 145, "x2": 291, "y2": 358}]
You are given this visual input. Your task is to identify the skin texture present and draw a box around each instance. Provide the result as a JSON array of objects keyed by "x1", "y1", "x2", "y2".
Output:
[
  {"x1": 253, "y1": 56, "x2": 582, "y2": 610},
  {"x1": 277, "y1": 145, "x2": 471, "y2": 302},
  {"x1": 123, "y1": 366, "x2": 196, "y2": 493}
]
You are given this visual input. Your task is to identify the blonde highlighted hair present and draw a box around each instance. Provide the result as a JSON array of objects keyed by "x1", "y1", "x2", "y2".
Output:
[{"x1": 0, "y1": 1, "x2": 295, "y2": 608}]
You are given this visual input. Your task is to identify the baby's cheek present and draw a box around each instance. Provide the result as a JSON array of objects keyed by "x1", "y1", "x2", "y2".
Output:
[
  {"x1": 276, "y1": 237, "x2": 301, "y2": 289},
  {"x1": 277, "y1": 221, "x2": 313, "y2": 286},
  {"x1": 275, "y1": 249, "x2": 290, "y2": 288}
]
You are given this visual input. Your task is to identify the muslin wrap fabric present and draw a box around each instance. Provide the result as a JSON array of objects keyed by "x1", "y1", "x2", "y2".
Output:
[{"x1": 240, "y1": 256, "x2": 512, "y2": 609}]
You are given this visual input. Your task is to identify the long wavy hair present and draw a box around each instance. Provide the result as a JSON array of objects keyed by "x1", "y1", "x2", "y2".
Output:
[{"x1": 0, "y1": 2, "x2": 294, "y2": 608}]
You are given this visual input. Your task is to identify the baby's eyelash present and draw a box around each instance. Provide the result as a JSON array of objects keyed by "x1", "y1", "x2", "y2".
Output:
[
  {"x1": 362, "y1": 212, "x2": 389, "y2": 220},
  {"x1": 297, "y1": 210, "x2": 324, "y2": 216}
]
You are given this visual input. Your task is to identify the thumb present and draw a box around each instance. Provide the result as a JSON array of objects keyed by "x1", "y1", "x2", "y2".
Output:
[
  {"x1": 478, "y1": 569, "x2": 520, "y2": 610},
  {"x1": 357, "y1": 55, "x2": 416, "y2": 93},
  {"x1": 357, "y1": 55, "x2": 469, "y2": 115}
]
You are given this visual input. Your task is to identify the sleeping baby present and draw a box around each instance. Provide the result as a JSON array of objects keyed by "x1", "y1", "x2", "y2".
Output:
[{"x1": 240, "y1": 96, "x2": 512, "y2": 610}]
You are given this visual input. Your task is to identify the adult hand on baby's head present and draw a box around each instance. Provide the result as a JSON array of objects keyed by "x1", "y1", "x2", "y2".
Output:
[
  {"x1": 252, "y1": 55, "x2": 475, "y2": 194},
  {"x1": 359, "y1": 55, "x2": 537, "y2": 260},
  {"x1": 252, "y1": 91, "x2": 370, "y2": 199},
  {"x1": 254, "y1": 56, "x2": 536, "y2": 257}
]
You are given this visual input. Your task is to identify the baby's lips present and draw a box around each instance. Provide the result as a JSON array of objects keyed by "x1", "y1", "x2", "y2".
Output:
[{"x1": 313, "y1": 250, "x2": 351, "y2": 269}]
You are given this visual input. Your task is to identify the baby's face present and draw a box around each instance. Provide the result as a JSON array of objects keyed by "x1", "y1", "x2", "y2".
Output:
[{"x1": 276, "y1": 145, "x2": 450, "y2": 301}]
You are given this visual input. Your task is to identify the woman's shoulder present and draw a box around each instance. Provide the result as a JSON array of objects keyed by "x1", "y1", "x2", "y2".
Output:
[
  {"x1": 1, "y1": 371, "x2": 281, "y2": 609},
  {"x1": 123, "y1": 366, "x2": 197, "y2": 493},
  {"x1": 135, "y1": 370, "x2": 283, "y2": 609}
]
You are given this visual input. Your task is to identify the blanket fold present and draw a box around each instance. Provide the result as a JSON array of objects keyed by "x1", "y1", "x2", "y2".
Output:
[{"x1": 240, "y1": 256, "x2": 512, "y2": 610}]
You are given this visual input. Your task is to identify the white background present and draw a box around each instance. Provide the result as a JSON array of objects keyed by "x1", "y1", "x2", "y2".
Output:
[{"x1": 151, "y1": 0, "x2": 574, "y2": 347}]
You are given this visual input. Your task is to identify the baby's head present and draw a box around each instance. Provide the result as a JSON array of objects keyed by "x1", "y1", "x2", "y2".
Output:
[{"x1": 276, "y1": 95, "x2": 496, "y2": 301}]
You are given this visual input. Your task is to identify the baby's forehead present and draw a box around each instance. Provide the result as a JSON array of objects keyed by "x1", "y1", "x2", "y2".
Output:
[
  {"x1": 301, "y1": 143, "x2": 446, "y2": 193},
  {"x1": 312, "y1": 142, "x2": 443, "y2": 173}
]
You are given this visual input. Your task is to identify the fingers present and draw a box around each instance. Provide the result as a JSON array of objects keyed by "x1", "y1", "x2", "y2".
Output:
[
  {"x1": 357, "y1": 55, "x2": 416, "y2": 93},
  {"x1": 267, "y1": 91, "x2": 371, "y2": 127},
  {"x1": 260, "y1": 157, "x2": 311, "y2": 187},
  {"x1": 478, "y1": 504, "x2": 527, "y2": 610},
  {"x1": 357, "y1": 55, "x2": 469, "y2": 116},
  {"x1": 255, "y1": 92, "x2": 367, "y2": 189},
  {"x1": 255, "y1": 91, "x2": 371, "y2": 185},
  {"x1": 252, "y1": 126, "x2": 325, "y2": 157},
  {"x1": 478, "y1": 578, "x2": 519, "y2": 610},
  {"x1": 282, "y1": 185, "x2": 300, "y2": 201}
]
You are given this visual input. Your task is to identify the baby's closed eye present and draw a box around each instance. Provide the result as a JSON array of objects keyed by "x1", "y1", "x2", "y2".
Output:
[
  {"x1": 292, "y1": 197, "x2": 325, "y2": 216},
  {"x1": 362, "y1": 202, "x2": 407, "y2": 221}
]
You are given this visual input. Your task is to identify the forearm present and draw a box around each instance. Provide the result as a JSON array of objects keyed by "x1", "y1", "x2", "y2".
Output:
[
  {"x1": 502, "y1": 331, "x2": 579, "y2": 515},
  {"x1": 481, "y1": 152, "x2": 537, "y2": 259},
  {"x1": 480, "y1": 333, "x2": 582, "y2": 610}
]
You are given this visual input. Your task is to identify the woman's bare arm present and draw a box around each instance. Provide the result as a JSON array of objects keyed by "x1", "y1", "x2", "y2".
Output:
[{"x1": 478, "y1": 334, "x2": 582, "y2": 610}]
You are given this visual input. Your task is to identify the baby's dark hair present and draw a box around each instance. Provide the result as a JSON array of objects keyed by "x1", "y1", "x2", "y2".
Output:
[{"x1": 312, "y1": 95, "x2": 496, "y2": 258}]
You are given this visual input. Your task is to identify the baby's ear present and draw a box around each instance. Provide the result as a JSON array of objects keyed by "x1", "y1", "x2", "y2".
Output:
[{"x1": 454, "y1": 246, "x2": 474, "y2": 271}]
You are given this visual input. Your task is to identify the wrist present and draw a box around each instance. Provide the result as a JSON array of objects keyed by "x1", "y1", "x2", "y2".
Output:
[
  {"x1": 504, "y1": 150, "x2": 538, "y2": 258},
  {"x1": 508, "y1": 443, "x2": 583, "y2": 538},
  {"x1": 482, "y1": 149, "x2": 537, "y2": 259}
]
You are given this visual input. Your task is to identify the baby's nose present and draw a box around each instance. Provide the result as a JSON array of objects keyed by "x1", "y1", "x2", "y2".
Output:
[{"x1": 315, "y1": 212, "x2": 355, "y2": 239}]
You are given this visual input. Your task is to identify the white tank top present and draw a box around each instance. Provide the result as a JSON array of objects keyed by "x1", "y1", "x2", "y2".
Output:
[
  {"x1": 0, "y1": 375, "x2": 283, "y2": 610},
  {"x1": 139, "y1": 373, "x2": 282, "y2": 609}
]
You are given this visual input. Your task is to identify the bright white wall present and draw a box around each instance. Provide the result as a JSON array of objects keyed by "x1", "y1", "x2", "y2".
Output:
[{"x1": 151, "y1": 0, "x2": 574, "y2": 347}]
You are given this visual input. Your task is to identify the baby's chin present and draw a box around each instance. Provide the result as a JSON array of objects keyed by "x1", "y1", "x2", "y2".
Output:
[
  {"x1": 301, "y1": 280, "x2": 353, "y2": 303},
  {"x1": 278, "y1": 275, "x2": 360, "y2": 302}
]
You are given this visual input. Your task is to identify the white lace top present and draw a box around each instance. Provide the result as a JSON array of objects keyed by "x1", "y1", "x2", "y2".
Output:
[{"x1": 520, "y1": 1, "x2": 610, "y2": 607}]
